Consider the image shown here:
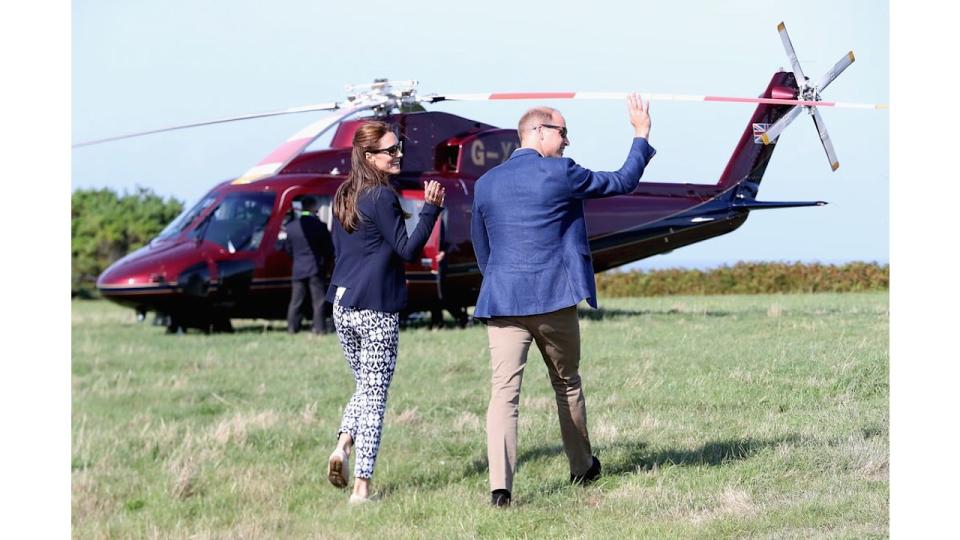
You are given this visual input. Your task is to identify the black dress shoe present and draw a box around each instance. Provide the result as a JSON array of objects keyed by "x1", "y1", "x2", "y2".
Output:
[
  {"x1": 491, "y1": 489, "x2": 511, "y2": 507},
  {"x1": 570, "y1": 455, "x2": 602, "y2": 485}
]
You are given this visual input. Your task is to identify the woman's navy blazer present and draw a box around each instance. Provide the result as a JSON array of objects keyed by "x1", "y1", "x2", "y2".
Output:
[{"x1": 327, "y1": 185, "x2": 441, "y2": 313}]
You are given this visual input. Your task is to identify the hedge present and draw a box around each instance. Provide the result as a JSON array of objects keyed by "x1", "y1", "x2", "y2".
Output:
[{"x1": 594, "y1": 261, "x2": 888, "y2": 297}]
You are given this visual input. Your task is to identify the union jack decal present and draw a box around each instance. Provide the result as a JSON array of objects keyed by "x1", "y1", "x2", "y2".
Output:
[{"x1": 753, "y1": 123, "x2": 774, "y2": 144}]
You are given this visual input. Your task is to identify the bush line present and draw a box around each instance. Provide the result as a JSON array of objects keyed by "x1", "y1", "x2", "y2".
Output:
[{"x1": 595, "y1": 261, "x2": 889, "y2": 297}]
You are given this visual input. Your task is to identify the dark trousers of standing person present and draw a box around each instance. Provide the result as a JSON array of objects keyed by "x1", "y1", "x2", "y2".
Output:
[{"x1": 288, "y1": 275, "x2": 329, "y2": 334}]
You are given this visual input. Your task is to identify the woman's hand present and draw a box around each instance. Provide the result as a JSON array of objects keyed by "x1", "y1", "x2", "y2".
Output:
[{"x1": 424, "y1": 180, "x2": 445, "y2": 207}]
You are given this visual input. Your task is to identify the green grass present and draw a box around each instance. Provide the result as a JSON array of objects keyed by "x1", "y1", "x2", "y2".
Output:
[{"x1": 72, "y1": 293, "x2": 888, "y2": 539}]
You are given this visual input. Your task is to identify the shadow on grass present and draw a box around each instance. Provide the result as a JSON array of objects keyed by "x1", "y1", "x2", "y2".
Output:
[
  {"x1": 515, "y1": 436, "x2": 798, "y2": 477},
  {"x1": 377, "y1": 435, "x2": 800, "y2": 499},
  {"x1": 576, "y1": 307, "x2": 732, "y2": 321},
  {"x1": 512, "y1": 436, "x2": 803, "y2": 498},
  {"x1": 232, "y1": 324, "x2": 288, "y2": 334},
  {"x1": 599, "y1": 435, "x2": 801, "y2": 474}
]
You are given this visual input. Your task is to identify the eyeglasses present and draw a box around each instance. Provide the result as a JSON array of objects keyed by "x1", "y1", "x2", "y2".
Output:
[
  {"x1": 536, "y1": 124, "x2": 568, "y2": 139},
  {"x1": 368, "y1": 141, "x2": 403, "y2": 157}
]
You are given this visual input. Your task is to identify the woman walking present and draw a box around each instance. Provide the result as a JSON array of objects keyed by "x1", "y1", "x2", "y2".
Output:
[{"x1": 325, "y1": 120, "x2": 445, "y2": 504}]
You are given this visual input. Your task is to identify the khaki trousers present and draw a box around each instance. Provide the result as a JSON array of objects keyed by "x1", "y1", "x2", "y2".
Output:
[{"x1": 485, "y1": 306, "x2": 593, "y2": 492}]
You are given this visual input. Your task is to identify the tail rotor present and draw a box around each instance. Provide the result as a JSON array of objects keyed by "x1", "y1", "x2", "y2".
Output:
[{"x1": 761, "y1": 22, "x2": 857, "y2": 171}]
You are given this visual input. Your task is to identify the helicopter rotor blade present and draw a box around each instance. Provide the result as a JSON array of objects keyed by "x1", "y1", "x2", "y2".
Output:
[
  {"x1": 424, "y1": 91, "x2": 884, "y2": 109},
  {"x1": 810, "y1": 107, "x2": 840, "y2": 171},
  {"x1": 777, "y1": 22, "x2": 809, "y2": 89},
  {"x1": 72, "y1": 102, "x2": 342, "y2": 148},
  {"x1": 759, "y1": 104, "x2": 804, "y2": 145},
  {"x1": 231, "y1": 100, "x2": 380, "y2": 184},
  {"x1": 815, "y1": 51, "x2": 856, "y2": 94}
]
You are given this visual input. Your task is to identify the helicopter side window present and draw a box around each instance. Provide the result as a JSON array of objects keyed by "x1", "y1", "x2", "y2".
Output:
[
  {"x1": 277, "y1": 194, "x2": 333, "y2": 247},
  {"x1": 297, "y1": 195, "x2": 332, "y2": 228},
  {"x1": 195, "y1": 192, "x2": 276, "y2": 253}
]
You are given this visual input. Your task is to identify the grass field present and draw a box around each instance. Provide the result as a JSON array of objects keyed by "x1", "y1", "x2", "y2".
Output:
[{"x1": 72, "y1": 293, "x2": 888, "y2": 539}]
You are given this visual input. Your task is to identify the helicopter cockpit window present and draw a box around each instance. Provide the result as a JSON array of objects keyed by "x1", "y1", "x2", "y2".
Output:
[
  {"x1": 155, "y1": 195, "x2": 217, "y2": 241},
  {"x1": 195, "y1": 192, "x2": 276, "y2": 253}
]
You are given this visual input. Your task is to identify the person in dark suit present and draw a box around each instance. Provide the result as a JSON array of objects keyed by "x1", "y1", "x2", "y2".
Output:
[
  {"x1": 471, "y1": 94, "x2": 655, "y2": 507},
  {"x1": 285, "y1": 196, "x2": 334, "y2": 334},
  {"x1": 323, "y1": 120, "x2": 445, "y2": 504}
]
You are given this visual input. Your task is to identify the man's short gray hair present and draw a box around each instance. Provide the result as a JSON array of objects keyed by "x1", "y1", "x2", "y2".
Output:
[{"x1": 517, "y1": 107, "x2": 559, "y2": 140}]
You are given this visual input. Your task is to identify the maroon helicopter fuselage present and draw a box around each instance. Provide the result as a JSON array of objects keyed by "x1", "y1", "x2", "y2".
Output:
[{"x1": 97, "y1": 71, "x2": 804, "y2": 330}]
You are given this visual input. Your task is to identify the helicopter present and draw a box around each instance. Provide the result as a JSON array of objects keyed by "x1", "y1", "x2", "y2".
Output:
[{"x1": 79, "y1": 22, "x2": 885, "y2": 333}]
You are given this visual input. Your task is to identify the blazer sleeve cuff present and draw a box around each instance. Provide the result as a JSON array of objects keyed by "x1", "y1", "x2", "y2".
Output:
[
  {"x1": 632, "y1": 137, "x2": 657, "y2": 161},
  {"x1": 420, "y1": 202, "x2": 442, "y2": 217}
]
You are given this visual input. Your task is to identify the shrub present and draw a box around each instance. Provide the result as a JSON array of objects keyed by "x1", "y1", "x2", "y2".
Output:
[
  {"x1": 595, "y1": 262, "x2": 889, "y2": 297},
  {"x1": 72, "y1": 187, "x2": 183, "y2": 297}
]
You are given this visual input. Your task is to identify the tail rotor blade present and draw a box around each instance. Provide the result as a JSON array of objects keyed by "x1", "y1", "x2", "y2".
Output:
[
  {"x1": 73, "y1": 102, "x2": 342, "y2": 148},
  {"x1": 811, "y1": 107, "x2": 840, "y2": 171},
  {"x1": 777, "y1": 22, "x2": 809, "y2": 88},
  {"x1": 816, "y1": 51, "x2": 856, "y2": 93},
  {"x1": 760, "y1": 105, "x2": 803, "y2": 145}
]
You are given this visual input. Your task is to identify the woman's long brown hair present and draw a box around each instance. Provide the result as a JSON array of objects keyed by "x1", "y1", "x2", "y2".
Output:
[{"x1": 333, "y1": 121, "x2": 394, "y2": 233}]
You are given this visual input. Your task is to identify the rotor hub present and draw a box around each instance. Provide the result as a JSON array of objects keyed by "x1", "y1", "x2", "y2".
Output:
[
  {"x1": 800, "y1": 84, "x2": 820, "y2": 105},
  {"x1": 344, "y1": 79, "x2": 422, "y2": 115}
]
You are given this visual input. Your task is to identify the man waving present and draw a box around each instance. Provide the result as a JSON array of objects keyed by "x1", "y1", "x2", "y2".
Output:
[{"x1": 471, "y1": 94, "x2": 655, "y2": 507}]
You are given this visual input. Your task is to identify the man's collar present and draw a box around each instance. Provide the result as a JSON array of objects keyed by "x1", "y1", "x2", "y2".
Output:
[{"x1": 510, "y1": 147, "x2": 542, "y2": 159}]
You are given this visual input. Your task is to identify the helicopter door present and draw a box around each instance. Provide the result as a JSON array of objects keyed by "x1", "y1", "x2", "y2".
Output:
[
  {"x1": 397, "y1": 189, "x2": 442, "y2": 274},
  {"x1": 256, "y1": 192, "x2": 335, "y2": 318},
  {"x1": 191, "y1": 191, "x2": 276, "y2": 301}
]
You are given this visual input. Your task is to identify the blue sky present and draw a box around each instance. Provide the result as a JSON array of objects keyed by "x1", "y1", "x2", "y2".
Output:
[{"x1": 72, "y1": 1, "x2": 888, "y2": 269}]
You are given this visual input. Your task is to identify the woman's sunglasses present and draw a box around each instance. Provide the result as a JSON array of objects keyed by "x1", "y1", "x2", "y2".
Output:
[{"x1": 368, "y1": 141, "x2": 403, "y2": 157}]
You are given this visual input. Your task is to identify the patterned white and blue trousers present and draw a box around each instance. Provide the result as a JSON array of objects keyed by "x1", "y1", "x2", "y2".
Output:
[{"x1": 332, "y1": 288, "x2": 400, "y2": 479}]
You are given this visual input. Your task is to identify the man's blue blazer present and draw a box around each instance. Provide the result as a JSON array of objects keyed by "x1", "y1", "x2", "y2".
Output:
[{"x1": 471, "y1": 138, "x2": 656, "y2": 318}]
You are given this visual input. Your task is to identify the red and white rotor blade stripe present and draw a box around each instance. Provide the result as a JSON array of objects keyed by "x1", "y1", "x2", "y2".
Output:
[
  {"x1": 73, "y1": 102, "x2": 342, "y2": 148},
  {"x1": 431, "y1": 92, "x2": 885, "y2": 110},
  {"x1": 811, "y1": 107, "x2": 840, "y2": 171},
  {"x1": 816, "y1": 51, "x2": 856, "y2": 94},
  {"x1": 232, "y1": 102, "x2": 376, "y2": 184}
]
